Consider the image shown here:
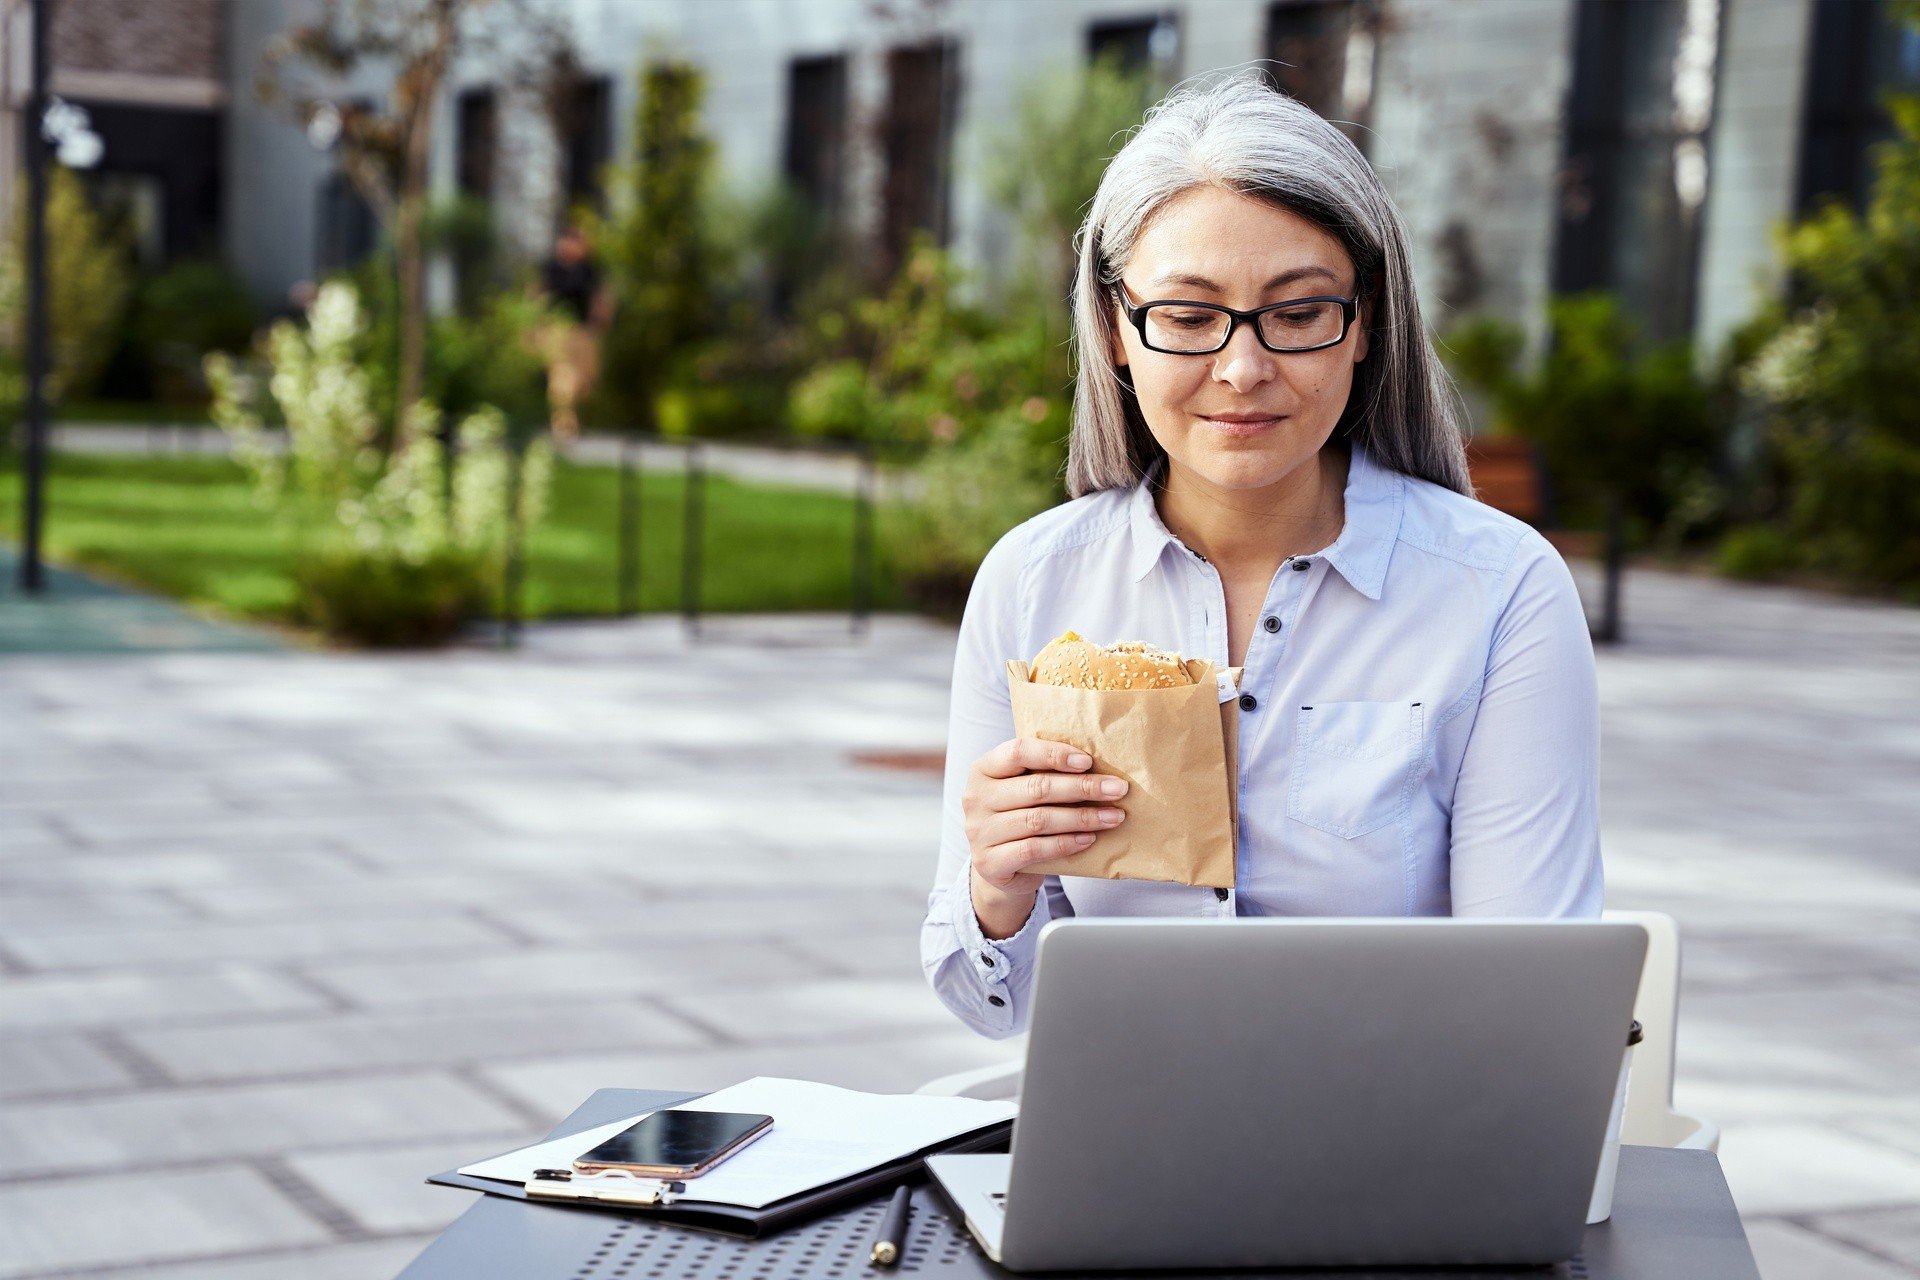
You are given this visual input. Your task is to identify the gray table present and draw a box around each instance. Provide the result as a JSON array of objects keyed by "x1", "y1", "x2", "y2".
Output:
[{"x1": 397, "y1": 1088, "x2": 1760, "y2": 1280}]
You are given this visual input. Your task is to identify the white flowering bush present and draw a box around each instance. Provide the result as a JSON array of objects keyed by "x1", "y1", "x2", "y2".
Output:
[{"x1": 206, "y1": 281, "x2": 551, "y2": 644}]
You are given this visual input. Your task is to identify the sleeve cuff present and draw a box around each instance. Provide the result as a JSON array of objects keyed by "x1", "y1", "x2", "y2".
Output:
[{"x1": 950, "y1": 861, "x2": 1052, "y2": 991}]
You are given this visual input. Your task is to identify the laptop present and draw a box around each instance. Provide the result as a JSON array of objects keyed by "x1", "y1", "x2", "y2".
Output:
[{"x1": 926, "y1": 917, "x2": 1646, "y2": 1272}]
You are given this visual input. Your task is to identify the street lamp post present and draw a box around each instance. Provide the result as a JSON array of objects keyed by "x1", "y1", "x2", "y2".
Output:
[{"x1": 16, "y1": 0, "x2": 49, "y2": 593}]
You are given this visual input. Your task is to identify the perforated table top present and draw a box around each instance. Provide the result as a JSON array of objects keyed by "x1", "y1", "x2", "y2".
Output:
[{"x1": 397, "y1": 1090, "x2": 1759, "y2": 1280}]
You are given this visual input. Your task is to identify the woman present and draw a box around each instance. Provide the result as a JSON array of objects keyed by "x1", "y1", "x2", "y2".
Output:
[{"x1": 922, "y1": 72, "x2": 1601, "y2": 1040}]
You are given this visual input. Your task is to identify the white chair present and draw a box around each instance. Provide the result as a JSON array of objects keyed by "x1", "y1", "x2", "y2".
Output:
[
  {"x1": 917, "y1": 910, "x2": 1720, "y2": 1153},
  {"x1": 1603, "y1": 908, "x2": 1720, "y2": 1152}
]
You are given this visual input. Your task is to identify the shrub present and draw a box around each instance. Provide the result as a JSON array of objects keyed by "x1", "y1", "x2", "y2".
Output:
[
  {"x1": 0, "y1": 167, "x2": 135, "y2": 411},
  {"x1": 206, "y1": 281, "x2": 551, "y2": 646},
  {"x1": 294, "y1": 546, "x2": 489, "y2": 647},
  {"x1": 1738, "y1": 37, "x2": 1920, "y2": 595},
  {"x1": 127, "y1": 259, "x2": 259, "y2": 403},
  {"x1": 1444, "y1": 295, "x2": 1720, "y2": 540},
  {"x1": 883, "y1": 405, "x2": 1063, "y2": 616},
  {"x1": 1715, "y1": 525, "x2": 1797, "y2": 582}
]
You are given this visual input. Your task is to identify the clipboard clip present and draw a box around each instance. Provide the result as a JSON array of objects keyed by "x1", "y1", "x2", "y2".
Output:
[{"x1": 525, "y1": 1167, "x2": 687, "y2": 1207}]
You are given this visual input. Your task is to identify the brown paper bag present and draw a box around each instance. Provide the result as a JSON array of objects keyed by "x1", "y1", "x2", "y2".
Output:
[{"x1": 1006, "y1": 658, "x2": 1243, "y2": 889}]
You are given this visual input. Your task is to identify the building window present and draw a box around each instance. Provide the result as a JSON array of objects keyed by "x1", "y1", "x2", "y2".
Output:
[
  {"x1": 457, "y1": 87, "x2": 497, "y2": 200},
  {"x1": 561, "y1": 76, "x2": 614, "y2": 212},
  {"x1": 1796, "y1": 0, "x2": 1920, "y2": 215},
  {"x1": 1265, "y1": 0, "x2": 1376, "y2": 150},
  {"x1": 1088, "y1": 14, "x2": 1179, "y2": 76},
  {"x1": 316, "y1": 171, "x2": 376, "y2": 272},
  {"x1": 881, "y1": 40, "x2": 960, "y2": 278},
  {"x1": 784, "y1": 55, "x2": 848, "y2": 221},
  {"x1": 1552, "y1": 0, "x2": 1721, "y2": 345}
]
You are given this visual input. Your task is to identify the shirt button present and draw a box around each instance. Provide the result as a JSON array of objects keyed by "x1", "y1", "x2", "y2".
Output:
[
  {"x1": 987, "y1": 994, "x2": 1006, "y2": 1007},
  {"x1": 978, "y1": 953, "x2": 995, "y2": 967},
  {"x1": 1292, "y1": 559, "x2": 1310, "y2": 571},
  {"x1": 1239, "y1": 694, "x2": 1257, "y2": 712},
  {"x1": 1262, "y1": 616, "x2": 1281, "y2": 633},
  {"x1": 1214, "y1": 887, "x2": 1230, "y2": 902}
]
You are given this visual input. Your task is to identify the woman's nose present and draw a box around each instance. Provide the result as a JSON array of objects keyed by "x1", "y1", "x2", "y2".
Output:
[{"x1": 1210, "y1": 323, "x2": 1277, "y2": 393}]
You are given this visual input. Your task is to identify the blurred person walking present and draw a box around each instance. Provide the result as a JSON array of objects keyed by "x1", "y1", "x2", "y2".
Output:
[{"x1": 533, "y1": 223, "x2": 612, "y2": 446}]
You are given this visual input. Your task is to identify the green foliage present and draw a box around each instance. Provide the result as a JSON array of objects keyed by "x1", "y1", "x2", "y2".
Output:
[
  {"x1": 421, "y1": 194, "x2": 504, "y2": 314},
  {"x1": 1738, "y1": 36, "x2": 1920, "y2": 595},
  {"x1": 883, "y1": 405, "x2": 1064, "y2": 616},
  {"x1": 1715, "y1": 525, "x2": 1798, "y2": 582},
  {"x1": 0, "y1": 168, "x2": 136, "y2": 411},
  {"x1": 325, "y1": 253, "x2": 549, "y2": 430},
  {"x1": 126, "y1": 259, "x2": 259, "y2": 403},
  {"x1": 589, "y1": 59, "x2": 724, "y2": 431},
  {"x1": 205, "y1": 281, "x2": 552, "y2": 645},
  {"x1": 1444, "y1": 295, "x2": 1719, "y2": 540},
  {"x1": 984, "y1": 52, "x2": 1157, "y2": 302},
  {"x1": 295, "y1": 546, "x2": 488, "y2": 647}
]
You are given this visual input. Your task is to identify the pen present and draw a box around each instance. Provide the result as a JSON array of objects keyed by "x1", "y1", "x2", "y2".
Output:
[{"x1": 870, "y1": 1184, "x2": 912, "y2": 1267}]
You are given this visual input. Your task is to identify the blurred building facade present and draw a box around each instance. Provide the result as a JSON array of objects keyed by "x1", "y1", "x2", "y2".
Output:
[
  {"x1": 6, "y1": 0, "x2": 1918, "y2": 360},
  {"x1": 0, "y1": 0, "x2": 226, "y2": 267}
]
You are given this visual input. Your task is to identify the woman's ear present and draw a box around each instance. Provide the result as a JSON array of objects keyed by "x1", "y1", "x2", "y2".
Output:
[
  {"x1": 1352, "y1": 293, "x2": 1372, "y2": 365},
  {"x1": 1109, "y1": 314, "x2": 1130, "y2": 368}
]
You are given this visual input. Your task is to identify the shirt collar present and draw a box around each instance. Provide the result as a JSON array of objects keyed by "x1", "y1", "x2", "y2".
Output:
[{"x1": 1125, "y1": 444, "x2": 1404, "y2": 600}]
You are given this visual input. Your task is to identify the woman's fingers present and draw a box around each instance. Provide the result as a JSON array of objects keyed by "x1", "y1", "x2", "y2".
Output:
[
  {"x1": 993, "y1": 769, "x2": 1129, "y2": 811},
  {"x1": 975, "y1": 737, "x2": 1094, "y2": 781},
  {"x1": 975, "y1": 831, "x2": 1102, "y2": 887},
  {"x1": 979, "y1": 802, "x2": 1126, "y2": 851}
]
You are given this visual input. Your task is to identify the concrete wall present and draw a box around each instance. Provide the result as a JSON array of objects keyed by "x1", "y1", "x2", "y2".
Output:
[
  {"x1": 1368, "y1": 0, "x2": 1578, "y2": 360},
  {"x1": 197, "y1": 0, "x2": 1829, "y2": 364},
  {"x1": 1694, "y1": 0, "x2": 1815, "y2": 362}
]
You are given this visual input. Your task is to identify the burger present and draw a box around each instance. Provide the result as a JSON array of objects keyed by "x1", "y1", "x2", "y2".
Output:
[{"x1": 1028, "y1": 631, "x2": 1195, "y2": 690}]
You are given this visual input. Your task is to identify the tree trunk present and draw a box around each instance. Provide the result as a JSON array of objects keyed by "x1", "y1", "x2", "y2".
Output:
[
  {"x1": 393, "y1": 0, "x2": 459, "y2": 445},
  {"x1": 1593, "y1": 492, "x2": 1626, "y2": 645}
]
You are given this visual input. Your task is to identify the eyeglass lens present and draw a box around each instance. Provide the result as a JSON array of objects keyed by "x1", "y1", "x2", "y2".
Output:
[{"x1": 1142, "y1": 301, "x2": 1344, "y2": 352}]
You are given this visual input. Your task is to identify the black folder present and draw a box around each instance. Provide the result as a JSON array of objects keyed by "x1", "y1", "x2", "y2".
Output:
[{"x1": 428, "y1": 1087, "x2": 1014, "y2": 1239}]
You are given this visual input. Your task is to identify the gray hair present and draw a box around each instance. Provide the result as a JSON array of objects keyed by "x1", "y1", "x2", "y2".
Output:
[{"x1": 1066, "y1": 70, "x2": 1471, "y2": 498}]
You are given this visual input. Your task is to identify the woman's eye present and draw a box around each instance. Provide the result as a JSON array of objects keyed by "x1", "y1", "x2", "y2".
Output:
[{"x1": 1275, "y1": 306, "x2": 1327, "y2": 327}]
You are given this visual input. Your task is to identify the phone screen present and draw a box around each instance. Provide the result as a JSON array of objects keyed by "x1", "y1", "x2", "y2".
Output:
[{"x1": 576, "y1": 1109, "x2": 772, "y2": 1174}]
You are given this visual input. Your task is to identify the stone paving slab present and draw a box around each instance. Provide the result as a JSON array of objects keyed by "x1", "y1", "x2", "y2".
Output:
[
  {"x1": 0, "y1": 1167, "x2": 331, "y2": 1277},
  {"x1": 0, "y1": 1074, "x2": 529, "y2": 1178},
  {"x1": 0, "y1": 966, "x2": 331, "y2": 1032},
  {"x1": 76, "y1": 1237, "x2": 436, "y2": 1280},
  {"x1": 120, "y1": 1000, "x2": 715, "y2": 1084},
  {"x1": 0, "y1": 574, "x2": 1916, "y2": 1277}
]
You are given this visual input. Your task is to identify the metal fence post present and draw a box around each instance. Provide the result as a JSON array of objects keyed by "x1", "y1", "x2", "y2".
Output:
[
  {"x1": 617, "y1": 433, "x2": 641, "y2": 616},
  {"x1": 500, "y1": 423, "x2": 527, "y2": 650},
  {"x1": 851, "y1": 441, "x2": 874, "y2": 638},
  {"x1": 16, "y1": 0, "x2": 50, "y2": 593},
  {"x1": 680, "y1": 441, "x2": 703, "y2": 638}
]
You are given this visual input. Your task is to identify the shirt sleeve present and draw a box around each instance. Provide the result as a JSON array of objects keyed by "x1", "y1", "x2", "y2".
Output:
[
  {"x1": 920, "y1": 528, "x2": 1074, "y2": 1038},
  {"x1": 1448, "y1": 533, "x2": 1605, "y2": 918}
]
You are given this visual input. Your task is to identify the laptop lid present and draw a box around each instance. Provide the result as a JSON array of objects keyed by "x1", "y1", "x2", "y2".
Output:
[{"x1": 999, "y1": 917, "x2": 1646, "y2": 1271}]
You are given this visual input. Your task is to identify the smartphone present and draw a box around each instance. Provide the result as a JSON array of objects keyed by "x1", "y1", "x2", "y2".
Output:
[{"x1": 573, "y1": 1109, "x2": 774, "y2": 1178}]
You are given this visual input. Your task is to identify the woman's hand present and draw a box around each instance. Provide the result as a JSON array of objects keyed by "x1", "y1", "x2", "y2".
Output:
[{"x1": 963, "y1": 737, "x2": 1128, "y2": 939}]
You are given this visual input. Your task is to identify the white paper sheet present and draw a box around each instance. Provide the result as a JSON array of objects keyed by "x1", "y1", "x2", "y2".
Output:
[{"x1": 457, "y1": 1077, "x2": 1017, "y2": 1209}]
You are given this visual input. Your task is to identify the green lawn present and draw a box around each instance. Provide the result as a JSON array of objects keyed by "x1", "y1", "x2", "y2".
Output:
[{"x1": 0, "y1": 452, "x2": 905, "y2": 624}]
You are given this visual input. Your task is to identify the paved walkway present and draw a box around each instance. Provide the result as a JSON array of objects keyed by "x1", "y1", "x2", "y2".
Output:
[
  {"x1": 44, "y1": 423, "x2": 898, "y2": 497},
  {"x1": 0, "y1": 547, "x2": 281, "y2": 655},
  {"x1": 0, "y1": 569, "x2": 1916, "y2": 1277}
]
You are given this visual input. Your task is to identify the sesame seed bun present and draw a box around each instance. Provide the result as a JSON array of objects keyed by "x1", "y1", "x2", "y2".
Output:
[{"x1": 1028, "y1": 631, "x2": 1195, "y2": 691}]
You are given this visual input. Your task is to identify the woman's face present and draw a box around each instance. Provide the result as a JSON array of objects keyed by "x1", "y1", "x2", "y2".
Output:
[{"x1": 1111, "y1": 185, "x2": 1369, "y2": 492}]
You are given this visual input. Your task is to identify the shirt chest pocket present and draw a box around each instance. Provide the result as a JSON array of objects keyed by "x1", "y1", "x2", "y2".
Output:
[{"x1": 1285, "y1": 700, "x2": 1425, "y2": 839}]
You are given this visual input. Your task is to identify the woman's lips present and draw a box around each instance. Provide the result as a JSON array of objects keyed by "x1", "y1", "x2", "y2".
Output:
[{"x1": 1200, "y1": 414, "x2": 1286, "y2": 437}]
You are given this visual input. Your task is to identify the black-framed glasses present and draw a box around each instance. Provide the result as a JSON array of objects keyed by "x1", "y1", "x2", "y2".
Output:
[{"x1": 1113, "y1": 285, "x2": 1359, "y2": 354}]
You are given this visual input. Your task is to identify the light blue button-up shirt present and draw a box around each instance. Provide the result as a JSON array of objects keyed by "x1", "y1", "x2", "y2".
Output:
[{"x1": 921, "y1": 442, "x2": 1603, "y2": 1038}]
